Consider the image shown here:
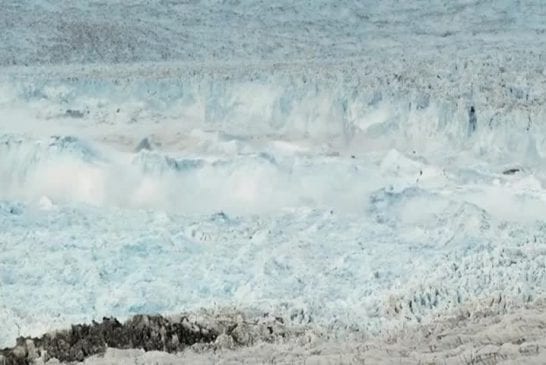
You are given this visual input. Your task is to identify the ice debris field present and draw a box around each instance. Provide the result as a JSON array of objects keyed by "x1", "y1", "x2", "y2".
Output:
[{"x1": 1, "y1": 0, "x2": 546, "y2": 363}]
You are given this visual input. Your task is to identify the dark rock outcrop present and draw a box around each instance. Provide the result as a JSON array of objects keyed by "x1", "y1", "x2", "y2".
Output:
[
  {"x1": 502, "y1": 168, "x2": 520, "y2": 175},
  {"x1": 0, "y1": 315, "x2": 218, "y2": 364},
  {"x1": 64, "y1": 109, "x2": 86, "y2": 119},
  {"x1": 468, "y1": 106, "x2": 477, "y2": 134}
]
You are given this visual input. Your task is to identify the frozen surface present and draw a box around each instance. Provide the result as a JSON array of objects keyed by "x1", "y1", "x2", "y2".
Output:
[
  {"x1": 1, "y1": 0, "x2": 545, "y2": 66},
  {"x1": 1, "y1": 0, "x2": 546, "y2": 359}
]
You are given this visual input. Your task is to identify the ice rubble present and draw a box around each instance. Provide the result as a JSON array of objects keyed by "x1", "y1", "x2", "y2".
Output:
[{"x1": 2, "y1": 152, "x2": 546, "y2": 349}]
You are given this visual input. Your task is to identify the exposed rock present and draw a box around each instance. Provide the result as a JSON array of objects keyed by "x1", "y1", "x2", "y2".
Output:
[
  {"x1": 468, "y1": 105, "x2": 477, "y2": 134},
  {"x1": 0, "y1": 312, "x2": 296, "y2": 364},
  {"x1": 0, "y1": 315, "x2": 218, "y2": 364},
  {"x1": 64, "y1": 109, "x2": 86, "y2": 119},
  {"x1": 502, "y1": 168, "x2": 520, "y2": 175}
]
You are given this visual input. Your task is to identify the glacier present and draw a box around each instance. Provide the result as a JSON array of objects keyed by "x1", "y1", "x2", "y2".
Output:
[{"x1": 1, "y1": 0, "x2": 546, "y2": 363}]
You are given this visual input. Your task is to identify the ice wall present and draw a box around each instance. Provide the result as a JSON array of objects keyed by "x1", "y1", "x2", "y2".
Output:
[
  {"x1": 1, "y1": 53, "x2": 545, "y2": 212},
  {"x1": 2, "y1": 51, "x2": 546, "y2": 155}
]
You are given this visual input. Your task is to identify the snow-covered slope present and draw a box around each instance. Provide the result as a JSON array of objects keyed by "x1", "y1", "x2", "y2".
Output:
[{"x1": 1, "y1": 1, "x2": 546, "y2": 362}]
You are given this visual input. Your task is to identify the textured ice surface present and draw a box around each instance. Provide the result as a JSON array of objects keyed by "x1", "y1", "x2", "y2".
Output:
[
  {"x1": 1, "y1": 0, "x2": 545, "y2": 66},
  {"x1": 1, "y1": 0, "x2": 546, "y2": 356},
  {"x1": 2, "y1": 132, "x2": 546, "y2": 347}
]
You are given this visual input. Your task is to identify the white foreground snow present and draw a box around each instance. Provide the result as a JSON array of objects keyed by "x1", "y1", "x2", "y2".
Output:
[{"x1": 1, "y1": 1, "x2": 546, "y2": 363}]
